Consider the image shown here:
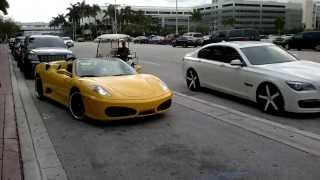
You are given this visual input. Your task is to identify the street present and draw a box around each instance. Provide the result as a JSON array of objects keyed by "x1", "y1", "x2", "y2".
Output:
[{"x1": 12, "y1": 43, "x2": 320, "y2": 179}]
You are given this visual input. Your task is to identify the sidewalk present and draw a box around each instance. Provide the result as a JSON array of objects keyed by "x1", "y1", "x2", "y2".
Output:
[{"x1": 0, "y1": 44, "x2": 23, "y2": 179}]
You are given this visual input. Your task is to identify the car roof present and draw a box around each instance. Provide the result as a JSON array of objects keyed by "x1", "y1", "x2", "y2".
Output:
[{"x1": 205, "y1": 41, "x2": 273, "y2": 49}]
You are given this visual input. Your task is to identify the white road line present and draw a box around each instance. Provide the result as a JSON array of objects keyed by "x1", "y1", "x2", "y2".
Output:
[
  {"x1": 139, "y1": 60, "x2": 161, "y2": 66},
  {"x1": 174, "y1": 91, "x2": 320, "y2": 156}
]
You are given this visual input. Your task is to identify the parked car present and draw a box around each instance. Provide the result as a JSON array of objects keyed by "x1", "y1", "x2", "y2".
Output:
[
  {"x1": 12, "y1": 36, "x2": 25, "y2": 61},
  {"x1": 183, "y1": 41, "x2": 320, "y2": 114},
  {"x1": 285, "y1": 31, "x2": 320, "y2": 51},
  {"x1": 34, "y1": 58, "x2": 172, "y2": 120},
  {"x1": 148, "y1": 35, "x2": 165, "y2": 44},
  {"x1": 8, "y1": 37, "x2": 15, "y2": 50},
  {"x1": 172, "y1": 36, "x2": 198, "y2": 47},
  {"x1": 62, "y1": 37, "x2": 74, "y2": 47},
  {"x1": 20, "y1": 35, "x2": 75, "y2": 78},
  {"x1": 76, "y1": 37, "x2": 85, "y2": 42},
  {"x1": 133, "y1": 36, "x2": 148, "y2": 44},
  {"x1": 202, "y1": 29, "x2": 260, "y2": 45},
  {"x1": 183, "y1": 32, "x2": 203, "y2": 46}
]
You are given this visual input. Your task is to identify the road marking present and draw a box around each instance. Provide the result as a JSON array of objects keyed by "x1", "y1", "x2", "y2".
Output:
[
  {"x1": 139, "y1": 60, "x2": 161, "y2": 66},
  {"x1": 174, "y1": 91, "x2": 320, "y2": 156}
]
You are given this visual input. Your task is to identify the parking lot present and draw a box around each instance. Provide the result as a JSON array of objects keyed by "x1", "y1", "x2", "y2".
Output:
[{"x1": 8, "y1": 42, "x2": 320, "y2": 179}]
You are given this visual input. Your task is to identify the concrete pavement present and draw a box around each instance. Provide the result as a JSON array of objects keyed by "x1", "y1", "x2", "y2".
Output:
[{"x1": 0, "y1": 44, "x2": 23, "y2": 180}]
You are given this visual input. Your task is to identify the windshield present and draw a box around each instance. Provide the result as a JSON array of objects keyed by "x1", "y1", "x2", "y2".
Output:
[
  {"x1": 241, "y1": 45, "x2": 298, "y2": 65},
  {"x1": 76, "y1": 59, "x2": 136, "y2": 77},
  {"x1": 29, "y1": 37, "x2": 66, "y2": 49},
  {"x1": 62, "y1": 37, "x2": 71, "y2": 40}
]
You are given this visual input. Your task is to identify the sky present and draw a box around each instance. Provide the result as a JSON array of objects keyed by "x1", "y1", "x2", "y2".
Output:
[{"x1": 5, "y1": 0, "x2": 210, "y2": 22}]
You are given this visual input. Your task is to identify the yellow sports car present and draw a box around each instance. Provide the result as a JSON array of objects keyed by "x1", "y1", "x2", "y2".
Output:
[{"x1": 34, "y1": 58, "x2": 173, "y2": 121}]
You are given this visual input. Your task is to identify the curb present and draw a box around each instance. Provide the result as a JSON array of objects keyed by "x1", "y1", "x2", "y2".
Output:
[{"x1": 9, "y1": 55, "x2": 68, "y2": 180}]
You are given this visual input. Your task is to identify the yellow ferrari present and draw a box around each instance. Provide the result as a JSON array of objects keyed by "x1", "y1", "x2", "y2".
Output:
[{"x1": 34, "y1": 58, "x2": 173, "y2": 121}]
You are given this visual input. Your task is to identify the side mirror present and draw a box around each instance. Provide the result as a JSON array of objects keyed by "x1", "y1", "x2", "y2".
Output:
[
  {"x1": 230, "y1": 59, "x2": 243, "y2": 67},
  {"x1": 57, "y1": 69, "x2": 71, "y2": 77}
]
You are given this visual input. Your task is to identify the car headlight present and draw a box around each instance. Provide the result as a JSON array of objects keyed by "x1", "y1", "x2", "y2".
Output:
[
  {"x1": 91, "y1": 85, "x2": 111, "y2": 96},
  {"x1": 160, "y1": 81, "x2": 169, "y2": 91},
  {"x1": 28, "y1": 53, "x2": 39, "y2": 61},
  {"x1": 286, "y1": 81, "x2": 316, "y2": 91}
]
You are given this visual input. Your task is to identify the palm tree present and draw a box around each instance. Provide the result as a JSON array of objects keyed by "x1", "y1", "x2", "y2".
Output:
[
  {"x1": 0, "y1": 0, "x2": 9, "y2": 15},
  {"x1": 274, "y1": 17, "x2": 285, "y2": 35},
  {"x1": 66, "y1": 3, "x2": 81, "y2": 40}
]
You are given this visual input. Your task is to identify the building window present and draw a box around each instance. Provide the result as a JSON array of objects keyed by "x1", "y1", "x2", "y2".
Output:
[
  {"x1": 222, "y1": 3, "x2": 233, "y2": 7},
  {"x1": 263, "y1": 5, "x2": 285, "y2": 8},
  {"x1": 235, "y1": 3, "x2": 260, "y2": 7}
]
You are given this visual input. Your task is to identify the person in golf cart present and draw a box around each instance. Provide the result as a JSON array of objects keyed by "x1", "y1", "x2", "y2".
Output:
[{"x1": 117, "y1": 41, "x2": 130, "y2": 61}]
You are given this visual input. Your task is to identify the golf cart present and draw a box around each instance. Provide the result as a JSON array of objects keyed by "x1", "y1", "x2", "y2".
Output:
[{"x1": 95, "y1": 34, "x2": 141, "y2": 72}]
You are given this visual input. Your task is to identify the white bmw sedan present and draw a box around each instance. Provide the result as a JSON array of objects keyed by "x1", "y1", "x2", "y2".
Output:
[{"x1": 182, "y1": 41, "x2": 320, "y2": 113}]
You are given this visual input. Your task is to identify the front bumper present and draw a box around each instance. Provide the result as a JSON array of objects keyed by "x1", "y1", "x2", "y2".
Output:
[
  {"x1": 82, "y1": 92, "x2": 173, "y2": 121},
  {"x1": 283, "y1": 87, "x2": 320, "y2": 113}
]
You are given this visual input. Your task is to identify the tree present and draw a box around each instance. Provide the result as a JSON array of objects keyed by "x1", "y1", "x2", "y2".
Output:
[
  {"x1": 274, "y1": 17, "x2": 285, "y2": 35},
  {"x1": 222, "y1": 17, "x2": 235, "y2": 28},
  {"x1": 0, "y1": 18, "x2": 20, "y2": 41},
  {"x1": 191, "y1": 9, "x2": 202, "y2": 22},
  {"x1": 0, "y1": 0, "x2": 9, "y2": 15}
]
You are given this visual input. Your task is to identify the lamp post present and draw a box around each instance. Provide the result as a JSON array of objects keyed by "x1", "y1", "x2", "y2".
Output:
[
  {"x1": 176, "y1": 0, "x2": 178, "y2": 35},
  {"x1": 114, "y1": 0, "x2": 118, "y2": 34},
  {"x1": 259, "y1": 0, "x2": 263, "y2": 32}
]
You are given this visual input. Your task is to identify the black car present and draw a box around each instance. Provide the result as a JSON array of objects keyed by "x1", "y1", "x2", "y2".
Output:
[
  {"x1": 172, "y1": 36, "x2": 198, "y2": 47},
  {"x1": 285, "y1": 31, "x2": 320, "y2": 51},
  {"x1": 21, "y1": 35, "x2": 75, "y2": 78},
  {"x1": 202, "y1": 29, "x2": 260, "y2": 45},
  {"x1": 12, "y1": 36, "x2": 25, "y2": 61}
]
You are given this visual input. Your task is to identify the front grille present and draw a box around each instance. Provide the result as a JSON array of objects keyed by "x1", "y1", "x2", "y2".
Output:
[
  {"x1": 157, "y1": 99, "x2": 172, "y2": 111},
  {"x1": 105, "y1": 107, "x2": 137, "y2": 117},
  {"x1": 139, "y1": 109, "x2": 155, "y2": 115},
  {"x1": 38, "y1": 55, "x2": 66, "y2": 62}
]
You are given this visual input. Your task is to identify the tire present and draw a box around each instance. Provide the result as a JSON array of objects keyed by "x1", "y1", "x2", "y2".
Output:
[
  {"x1": 69, "y1": 91, "x2": 86, "y2": 120},
  {"x1": 285, "y1": 44, "x2": 290, "y2": 50},
  {"x1": 186, "y1": 69, "x2": 200, "y2": 91},
  {"x1": 256, "y1": 83, "x2": 284, "y2": 114},
  {"x1": 35, "y1": 76, "x2": 44, "y2": 99},
  {"x1": 314, "y1": 45, "x2": 320, "y2": 51}
]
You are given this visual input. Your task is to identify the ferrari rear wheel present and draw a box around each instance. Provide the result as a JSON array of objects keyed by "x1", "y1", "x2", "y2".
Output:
[
  {"x1": 69, "y1": 91, "x2": 86, "y2": 120},
  {"x1": 35, "y1": 76, "x2": 44, "y2": 99}
]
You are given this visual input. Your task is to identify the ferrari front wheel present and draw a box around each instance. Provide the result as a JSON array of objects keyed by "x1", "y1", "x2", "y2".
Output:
[
  {"x1": 35, "y1": 76, "x2": 44, "y2": 99},
  {"x1": 69, "y1": 91, "x2": 86, "y2": 120}
]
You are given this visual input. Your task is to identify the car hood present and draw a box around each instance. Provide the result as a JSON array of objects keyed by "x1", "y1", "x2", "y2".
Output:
[
  {"x1": 258, "y1": 60, "x2": 320, "y2": 82},
  {"x1": 31, "y1": 47, "x2": 72, "y2": 55},
  {"x1": 80, "y1": 74, "x2": 170, "y2": 100}
]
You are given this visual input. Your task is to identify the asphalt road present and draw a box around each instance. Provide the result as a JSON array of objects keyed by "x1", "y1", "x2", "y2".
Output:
[{"x1": 20, "y1": 42, "x2": 320, "y2": 180}]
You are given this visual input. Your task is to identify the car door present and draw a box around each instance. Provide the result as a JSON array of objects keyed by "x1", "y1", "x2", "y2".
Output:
[
  {"x1": 215, "y1": 46, "x2": 249, "y2": 98},
  {"x1": 196, "y1": 46, "x2": 230, "y2": 90},
  {"x1": 52, "y1": 63, "x2": 73, "y2": 106}
]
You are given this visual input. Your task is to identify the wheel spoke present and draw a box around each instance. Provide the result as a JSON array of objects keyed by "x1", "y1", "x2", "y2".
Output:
[
  {"x1": 266, "y1": 85, "x2": 271, "y2": 97},
  {"x1": 271, "y1": 93, "x2": 280, "y2": 100},
  {"x1": 186, "y1": 77, "x2": 193, "y2": 81},
  {"x1": 264, "y1": 101, "x2": 270, "y2": 111},
  {"x1": 189, "y1": 80, "x2": 195, "y2": 89},
  {"x1": 258, "y1": 95, "x2": 268, "y2": 100},
  {"x1": 270, "y1": 101, "x2": 279, "y2": 111}
]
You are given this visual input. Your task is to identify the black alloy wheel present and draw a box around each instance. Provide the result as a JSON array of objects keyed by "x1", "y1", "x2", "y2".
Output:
[
  {"x1": 186, "y1": 69, "x2": 200, "y2": 91},
  {"x1": 69, "y1": 91, "x2": 86, "y2": 120}
]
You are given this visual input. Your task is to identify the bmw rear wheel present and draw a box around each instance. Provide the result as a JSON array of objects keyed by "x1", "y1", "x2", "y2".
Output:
[
  {"x1": 257, "y1": 83, "x2": 284, "y2": 114},
  {"x1": 69, "y1": 91, "x2": 86, "y2": 120},
  {"x1": 186, "y1": 69, "x2": 200, "y2": 91}
]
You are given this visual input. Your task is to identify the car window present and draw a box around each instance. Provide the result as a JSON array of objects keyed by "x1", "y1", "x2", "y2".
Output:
[
  {"x1": 223, "y1": 47, "x2": 242, "y2": 63},
  {"x1": 229, "y1": 30, "x2": 242, "y2": 37},
  {"x1": 76, "y1": 59, "x2": 136, "y2": 77},
  {"x1": 67, "y1": 63, "x2": 73, "y2": 73},
  {"x1": 243, "y1": 30, "x2": 258, "y2": 38},
  {"x1": 198, "y1": 46, "x2": 225, "y2": 62},
  {"x1": 29, "y1": 37, "x2": 66, "y2": 49},
  {"x1": 241, "y1": 45, "x2": 297, "y2": 65},
  {"x1": 218, "y1": 31, "x2": 227, "y2": 38},
  {"x1": 303, "y1": 33, "x2": 313, "y2": 39},
  {"x1": 294, "y1": 33, "x2": 303, "y2": 39}
]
